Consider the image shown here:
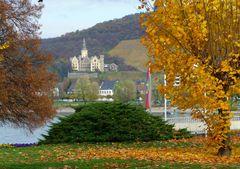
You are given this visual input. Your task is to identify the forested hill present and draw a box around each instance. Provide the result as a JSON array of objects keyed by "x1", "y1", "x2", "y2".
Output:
[{"x1": 41, "y1": 14, "x2": 144, "y2": 59}]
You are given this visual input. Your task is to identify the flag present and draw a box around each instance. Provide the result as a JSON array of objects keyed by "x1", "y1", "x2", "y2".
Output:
[{"x1": 145, "y1": 66, "x2": 151, "y2": 109}]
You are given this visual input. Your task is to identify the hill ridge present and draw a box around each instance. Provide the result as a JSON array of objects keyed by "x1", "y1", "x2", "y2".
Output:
[{"x1": 41, "y1": 13, "x2": 145, "y2": 78}]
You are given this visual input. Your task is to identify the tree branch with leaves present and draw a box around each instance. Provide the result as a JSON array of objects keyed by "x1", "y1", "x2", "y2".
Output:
[
  {"x1": 0, "y1": 0, "x2": 56, "y2": 130},
  {"x1": 139, "y1": 0, "x2": 239, "y2": 156}
]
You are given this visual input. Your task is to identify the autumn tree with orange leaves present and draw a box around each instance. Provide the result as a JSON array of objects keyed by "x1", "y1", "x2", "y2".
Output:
[
  {"x1": 139, "y1": 0, "x2": 239, "y2": 156},
  {"x1": 0, "y1": 0, "x2": 56, "y2": 130}
]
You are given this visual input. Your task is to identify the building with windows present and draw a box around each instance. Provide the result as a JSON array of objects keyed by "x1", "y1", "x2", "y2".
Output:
[
  {"x1": 70, "y1": 38, "x2": 104, "y2": 72},
  {"x1": 98, "y1": 80, "x2": 118, "y2": 101}
]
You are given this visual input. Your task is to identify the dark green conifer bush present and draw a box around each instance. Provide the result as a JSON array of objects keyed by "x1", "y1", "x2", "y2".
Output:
[{"x1": 39, "y1": 102, "x2": 191, "y2": 144}]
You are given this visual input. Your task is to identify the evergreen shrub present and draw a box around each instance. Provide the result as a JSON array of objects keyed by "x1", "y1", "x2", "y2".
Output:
[{"x1": 39, "y1": 102, "x2": 191, "y2": 144}]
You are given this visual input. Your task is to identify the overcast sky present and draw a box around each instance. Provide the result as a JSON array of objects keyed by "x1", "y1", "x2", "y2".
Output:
[{"x1": 39, "y1": 0, "x2": 140, "y2": 38}]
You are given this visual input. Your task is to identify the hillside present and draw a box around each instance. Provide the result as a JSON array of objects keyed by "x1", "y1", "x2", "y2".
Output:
[
  {"x1": 41, "y1": 14, "x2": 145, "y2": 79},
  {"x1": 108, "y1": 39, "x2": 148, "y2": 71},
  {"x1": 41, "y1": 14, "x2": 143, "y2": 59}
]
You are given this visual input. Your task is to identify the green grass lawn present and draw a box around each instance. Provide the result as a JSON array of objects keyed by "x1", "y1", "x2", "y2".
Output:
[
  {"x1": 0, "y1": 160, "x2": 221, "y2": 169},
  {"x1": 0, "y1": 140, "x2": 240, "y2": 169}
]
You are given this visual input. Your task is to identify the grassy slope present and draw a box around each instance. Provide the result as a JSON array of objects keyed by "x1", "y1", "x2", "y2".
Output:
[{"x1": 108, "y1": 39, "x2": 148, "y2": 71}]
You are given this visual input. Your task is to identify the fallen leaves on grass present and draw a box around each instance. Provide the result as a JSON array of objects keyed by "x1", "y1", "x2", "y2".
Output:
[
  {"x1": 38, "y1": 143, "x2": 240, "y2": 166},
  {"x1": 2, "y1": 137, "x2": 240, "y2": 167}
]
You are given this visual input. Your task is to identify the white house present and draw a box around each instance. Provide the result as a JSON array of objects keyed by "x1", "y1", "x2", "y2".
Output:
[{"x1": 98, "y1": 80, "x2": 117, "y2": 101}]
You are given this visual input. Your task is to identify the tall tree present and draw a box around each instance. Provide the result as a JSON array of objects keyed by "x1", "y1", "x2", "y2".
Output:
[
  {"x1": 74, "y1": 76, "x2": 99, "y2": 104},
  {"x1": 139, "y1": 0, "x2": 239, "y2": 156},
  {"x1": 0, "y1": 0, "x2": 56, "y2": 130},
  {"x1": 113, "y1": 80, "x2": 136, "y2": 102}
]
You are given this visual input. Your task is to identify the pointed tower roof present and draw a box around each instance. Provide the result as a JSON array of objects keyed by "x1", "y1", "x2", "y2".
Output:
[{"x1": 82, "y1": 38, "x2": 87, "y2": 50}]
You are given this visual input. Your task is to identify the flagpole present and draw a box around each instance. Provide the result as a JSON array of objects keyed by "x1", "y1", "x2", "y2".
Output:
[
  {"x1": 164, "y1": 72, "x2": 167, "y2": 121},
  {"x1": 149, "y1": 68, "x2": 152, "y2": 113},
  {"x1": 145, "y1": 67, "x2": 149, "y2": 111},
  {"x1": 145, "y1": 65, "x2": 151, "y2": 112}
]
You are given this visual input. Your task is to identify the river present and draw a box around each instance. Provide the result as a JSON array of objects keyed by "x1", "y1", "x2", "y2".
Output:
[
  {"x1": 0, "y1": 108, "x2": 75, "y2": 144},
  {"x1": 0, "y1": 123, "x2": 52, "y2": 144}
]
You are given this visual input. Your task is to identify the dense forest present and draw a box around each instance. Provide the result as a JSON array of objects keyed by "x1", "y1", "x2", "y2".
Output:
[{"x1": 41, "y1": 14, "x2": 144, "y2": 79}]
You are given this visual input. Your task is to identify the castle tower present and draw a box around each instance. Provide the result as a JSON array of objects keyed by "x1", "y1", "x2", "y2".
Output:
[{"x1": 81, "y1": 38, "x2": 88, "y2": 58}]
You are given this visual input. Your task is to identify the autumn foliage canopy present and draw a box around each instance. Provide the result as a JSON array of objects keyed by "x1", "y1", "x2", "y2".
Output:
[
  {"x1": 0, "y1": 0, "x2": 56, "y2": 129},
  {"x1": 139, "y1": 0, "x2": 239, "y2": 156}
]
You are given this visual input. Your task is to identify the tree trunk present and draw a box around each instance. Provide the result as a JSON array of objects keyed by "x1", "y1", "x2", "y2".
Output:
[
  {"x1": 217, "y1": 139, "x2": 232, "y2": 156},
  {"x1": 217, "y1": 108, "x2": 232, "y2": 156}
]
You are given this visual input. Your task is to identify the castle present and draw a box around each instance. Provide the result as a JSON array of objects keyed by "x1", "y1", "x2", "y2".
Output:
[{"x1": 70, "y1": 39, "x2": 104, "y2": 72}]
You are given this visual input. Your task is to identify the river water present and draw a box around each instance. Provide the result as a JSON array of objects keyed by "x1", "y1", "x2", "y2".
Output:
[
  {"x1": 0, "y1": 118, "x2": 59, "y2": 144},
  {"x1": 0, "y1": 108, "x2": 75, "y2": 144}
]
